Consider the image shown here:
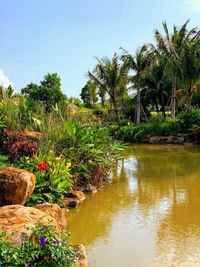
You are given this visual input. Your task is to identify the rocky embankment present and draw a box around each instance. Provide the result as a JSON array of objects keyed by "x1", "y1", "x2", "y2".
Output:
[
  {"x1": 0, "y1": 167, "x2": 88, "y2": 267},
  {"x1": 141, "y1": 132, "x2": 200, "y2": 145}
]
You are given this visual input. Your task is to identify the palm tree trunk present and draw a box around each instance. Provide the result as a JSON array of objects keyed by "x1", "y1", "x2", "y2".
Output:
[
  {"x1": 135, "y1": 78, "x2": 141, "y2": 125},
  {"x1": 101, "y1": 95, "x2": 105, "y2": 108},
  {"x1": 160, "y1": 90, "x2": 166, "y2": 119},
  {"x1": 171, "y1": 77, "x2": 176, "y2": 118},
  {"x1": 186, "y1": 83, "x2": 193, "y2": 111},
  {"x1": 112, "y1": 95, "x2": 120, "y2": 124}
]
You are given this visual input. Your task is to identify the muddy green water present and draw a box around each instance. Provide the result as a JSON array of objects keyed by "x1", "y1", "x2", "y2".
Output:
[{"x1": 68, "y1": 145, "x2": 200, "y2": 267}]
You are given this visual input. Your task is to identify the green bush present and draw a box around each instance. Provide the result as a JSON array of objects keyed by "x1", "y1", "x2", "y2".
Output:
[
  {"x1": 109, "y1": 115, "x2": 183, "y2": 142},
  {"x1": 177, "y1": 109, "x2": 200, "y2": 132},
  {"x1": 92, "y1": 106, "x2": 106, "y2": 116},
  {"x1": 0, "y1": 223, "x2": 76, "y2": 267},
  {"x1": 16, "y1": 151, "x2": 73, "y2": 205}
]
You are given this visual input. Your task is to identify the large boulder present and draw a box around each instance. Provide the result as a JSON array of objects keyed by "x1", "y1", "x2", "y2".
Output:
[
  {"x1": 149, "y1": 136, "x2": 168, "y2": 144},
  {"x1": 34, "y1": 203, "x2": 67, "y2": 230},
  {"x1": 166, "y1": 135, "x2": 184, "y2": 144},
  {"x1": 141, "y1": 135, "x2": 151, "y2": 144},
  {"x1": 73, "y1": 244, "x2": 88, "y2": 267},
  {"x1": 0, "y1": 167, "x2": 35, "y2": 206},
  {"x1": 0, "y1": 205, "x2": 63, "y2": 245},
  {"x1": 64, "y1": 191, "x2": 86, "y2": 208}
]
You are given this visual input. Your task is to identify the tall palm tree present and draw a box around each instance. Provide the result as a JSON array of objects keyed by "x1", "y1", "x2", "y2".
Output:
[
  {"x1": 88, "y1": 53, "x2": 129, "y2": 123},
  {"x1": 121, "y1": 44, "x2": 150, "y2": 124},
  {"x1": 154, "y1": 20, "x2": 199, "y2": 117},
  {"x1": 179, "y1": 39, "x2": 200, "y2": 110},
  {"x1": 141, "y1": 56, "x2": 171, "y2": 118}
]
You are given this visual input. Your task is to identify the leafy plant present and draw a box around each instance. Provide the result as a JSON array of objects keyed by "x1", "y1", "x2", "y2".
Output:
[
  {"x1": 9, "y1": 140, "x2": 39, "y2": 163},
  {"x1": 16, "y1": 151, "x2": 73, "y2": 205},
  {"x1": 0, "y1": 223, "x2": 77, "y2": 267}
]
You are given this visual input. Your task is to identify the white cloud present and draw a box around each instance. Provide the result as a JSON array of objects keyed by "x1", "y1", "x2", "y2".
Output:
[
  {"x1": 0, "y1": 69, "x2": 14, "y2": 88},
  {"x1": 185, "y1": 0, "x2": 200, "y2": 10}
]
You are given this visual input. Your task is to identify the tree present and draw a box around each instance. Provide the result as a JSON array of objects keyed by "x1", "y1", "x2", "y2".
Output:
[
  {"x1": 141, "y1": 56, "x2": 171, "y2": 118},
  {"x1": 154, "y1": 20, "x2": 199, "y2": 117},
  {"x1": 178, "y1": 39, "x2": 200, "y2": 110},
  {"x1": 21, "y1": 73, "x2": 65, "y2": 112},
  {"x1": 88, "y1": 53, "x2": 129, "y2": 123},
  {"x1": 121, "y1": 45, "x2": 150, "y2": 124},
  {"x1": 80, "y1": 80, "x2": 98, "y2": 108}
]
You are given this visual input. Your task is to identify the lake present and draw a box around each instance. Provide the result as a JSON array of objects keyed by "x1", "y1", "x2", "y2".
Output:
[{"x1": 68, "y1": 144, "x2": 200, "y2": 267}]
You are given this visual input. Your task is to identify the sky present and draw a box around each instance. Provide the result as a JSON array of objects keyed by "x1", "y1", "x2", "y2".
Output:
[{"x1": 0, "y1": 0, "x2": 199, "y2": 97}]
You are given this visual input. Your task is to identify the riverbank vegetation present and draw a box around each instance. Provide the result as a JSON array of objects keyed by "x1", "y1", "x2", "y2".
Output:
[
  {"x1": 0, "y1": 19, "x2": 199, "y2": 202},
  {"x1": 0, "y1": 223, "x2": 76, "y2": 267},
  {"x1": 0, "y1": 19, "x2": 199, "y2": 267}
]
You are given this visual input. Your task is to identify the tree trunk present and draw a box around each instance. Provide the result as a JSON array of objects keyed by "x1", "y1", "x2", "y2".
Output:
[
  {"x1": 171, "y1": 77, "x2": 176, "y2": 118},
  {"x1": 160, "y1": 90, "x2": 166, "y2": 119},
  {"x1": 101, "y1": 95, "x2": 105, "y2": 108},
  {"x1": 135, "y1": 78, "x2": 141, "y2": 125},
  {"x1": 112, "y1": 94, "x2": 120, "y2": 124},
  {"x1": 186, "y1": 83, "x2": 193, "y2": 111}
]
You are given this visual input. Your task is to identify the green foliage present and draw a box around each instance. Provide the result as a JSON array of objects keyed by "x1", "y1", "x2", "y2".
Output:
[
  {"x1": 16, "y1": 151, "x2": 73, "y2": 205},
  {"x1": 177, "y1": 109, "x2": 200, "y2": 132},
  {"x1": 43, "y1": 120, "x2": 122, "y2": 184},
  {"x1": 21, "y1": 73, "x2": 65, "y2": 113},
  {"x1": 0, "y1": 223, "x2": 76, "y2": 267},
  {"x1": 109, "y1": 114, "x2": 184, "y2": 142},
  {"x1": 92, "y1": 105, "x2": 107, "y2": 116},
  {"x1": 0, "y1": 155, "x2": 8, "y2": 166},
  {"x1": 80, "y1": 80, "x2": 98, "y2": 108}
]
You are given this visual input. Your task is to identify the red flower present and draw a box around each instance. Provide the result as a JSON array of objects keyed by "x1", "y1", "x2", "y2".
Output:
[{"x1": 37, "y1": 162, "x2": 49, "y2": 171}]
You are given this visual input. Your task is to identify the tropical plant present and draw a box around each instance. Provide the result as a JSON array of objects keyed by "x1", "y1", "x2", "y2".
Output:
[
  {"x1": 16, "y1": 151, "x2": 73, "y2": 205},
  {"x1": 0, "y1": 223, "x2": 76, "y2": 267},
  {"x1": 153, "y1": 20, "x2": 199, "y2": 117},
  {"x1": 121, "y1": 44, "x2": 150, "y2": 124},
  {"x1": 89, "y1": 53, "x2": 129, "y2": 123}
]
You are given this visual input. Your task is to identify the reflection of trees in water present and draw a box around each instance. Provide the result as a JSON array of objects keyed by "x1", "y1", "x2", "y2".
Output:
[
  {"x1": 155, "y1": 175, "x2": 200, "y2": 265},
  {"x1": 134, "y1": 145, "x2": 200, "y2": 212},
  {"x1": 132, "y1": 145, "x2": 200, "y2": 265},
  {"x1": 69, "y1": 143, "x2": 200, "y2": 263},
  {"x1": 68, "y1": 158, "x2": 137, "y2": 246}
]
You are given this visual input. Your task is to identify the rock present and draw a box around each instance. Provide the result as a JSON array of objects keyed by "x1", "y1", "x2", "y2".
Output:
[
  {"x1": 141, "y1": 135, "x2": 151, "y2": 144},
  {"x1": 0, "y1": 167, "x2": 35, "y2": 206},
  {"x1": 34, "y1": 203, "x2": 67, "y2": 230},
  {"x1": 184, "y1": 142, "x2": 193, "y2": 146},
  {"x1": 166, "y1": 136, "x2": 184, "y2": 144},
  {"x1": 82, "y1": 184, "x2": 98, "y2": 194},
  {"x1": 0, "y1": 205, "x2": 62, "y2": 245},
  {"x1": 73, "y1": 244, "x2": 88, "y2": 267},
  {"x1": 66, "y1": 191, "x2": 86, "y2": 199},
  {"x1": 64, "y1": 191, "x2": 86, "y2": 208},
  {"x1": 149, "y1": 136, "x2": 168, "y2": 144}
]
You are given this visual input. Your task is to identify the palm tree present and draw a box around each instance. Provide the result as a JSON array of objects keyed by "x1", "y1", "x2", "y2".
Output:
[
  {"x1": 141, "y1": 56, "x2": 171, "y2": 118},
  {"x1": 121, "y1": 44, "x2": 150, "y2": 124},
  {"x1": 179, "y1": 37, "x2": 200, "y2": 110},
  {"x1": 154, "y1": 20, "x2": 199, "y2": 117},
  {"x1": 88, "y1": 53, "x2": 129, "y2": 123}
]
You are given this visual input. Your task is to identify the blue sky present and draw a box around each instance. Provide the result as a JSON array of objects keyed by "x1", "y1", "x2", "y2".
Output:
[{"x1": 0, "y1": 0, "x2": 199, "y2": 97}]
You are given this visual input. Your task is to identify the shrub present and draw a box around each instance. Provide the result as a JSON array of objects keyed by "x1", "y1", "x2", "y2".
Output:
[
  {"x1": 0, "y1": 223, "x2": 76, "y2": 267},
  {"x1": 3, "y1": 129, "x2": 25, "y2": 154},
  {"x1": 9, "y1": 140, "x2": 39, "y2": 163},
  {"x1": 0, "y1": 115, "x2": 8, "y2": 150},
  {"x1": 92, "y1": 106, "x2": 106, "y2": 116},
  {"x1": 177, "y1": 109, "x2": 200, "y2": 132},
  {"x1": 16, "y1": 151, "x2": 73, "y2": 205}
]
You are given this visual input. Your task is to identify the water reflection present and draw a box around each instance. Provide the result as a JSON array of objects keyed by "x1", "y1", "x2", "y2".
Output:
[{"x1": 68, "y1": 145, "x2": 200, "y2": 267}]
